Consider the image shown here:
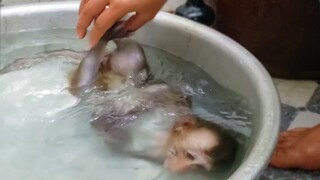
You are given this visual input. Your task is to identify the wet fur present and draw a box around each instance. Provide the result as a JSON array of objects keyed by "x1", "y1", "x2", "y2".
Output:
[
  {"x1": 69, "y1": 22, "x2": 134, "y2": 95},
  {"x1": 89, "y1": 83, "x2": 192, "y2": 131}
]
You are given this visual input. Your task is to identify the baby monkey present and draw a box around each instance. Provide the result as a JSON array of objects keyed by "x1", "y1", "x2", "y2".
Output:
[
  {"x1": 70, "y1": 21, "x2": 238, "y2": 173},
  {"x1": 90, "y1": 83, "x2": 239, "y2": 173},
  {"x1": 69, "y1": 22, "x2": 148, "y2": 95}
]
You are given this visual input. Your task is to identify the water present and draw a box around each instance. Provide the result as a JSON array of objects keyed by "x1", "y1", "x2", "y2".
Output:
[
  {"x1": 0, "y1": 29, "x2": 253, "y2": 180},
  {"x1": 144, "y1": 47, "x2": 253, "y2": 136}
]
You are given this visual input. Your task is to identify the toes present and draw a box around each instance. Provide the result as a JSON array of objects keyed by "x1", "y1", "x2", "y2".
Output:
[
  {"x1": 289, "y1": 127, "x2": 309, "y2": 132},
  {"x1": 280, "y1": 130, "x2": 304, "y2": 139},
  {"x1": 278, "y1": 131, "x2": 301, "y2": 147},
  {"x1": 279, "y1": 137, "x2": 298, "y2": 148},
  {"x1": 281, "y1": 127, "x2": 309, "y2": 136},
  {"x1": 281, "y1": 132, "x2": 300, "y2": 140},
  {"x1": 277, "y1": 140, "x2": 292, "y2": 148},
  {"x1": 278, "y1": 135, "x2": 286, "y2": 143},
  {"x1": 272, "y1": 125, "x2": 320, "y2": 170}
]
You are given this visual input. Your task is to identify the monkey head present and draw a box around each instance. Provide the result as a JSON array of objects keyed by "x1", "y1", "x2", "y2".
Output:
[{"x1": 164, "y1": 116, "x2": 238, "y2": 173}]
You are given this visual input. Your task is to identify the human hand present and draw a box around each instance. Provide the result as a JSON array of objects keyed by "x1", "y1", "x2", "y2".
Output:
[{"x1": 77, "y1": 0, "x2": 167, "y2": 47}]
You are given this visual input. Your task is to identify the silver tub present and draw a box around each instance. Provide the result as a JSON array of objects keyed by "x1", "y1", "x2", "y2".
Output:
[{"x1": 0, "y1": 2, "x2": 281, "y2": 179}]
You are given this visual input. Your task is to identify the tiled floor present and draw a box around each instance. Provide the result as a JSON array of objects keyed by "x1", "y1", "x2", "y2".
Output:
[
  {"x1": 261, "y1": 79, "x2": 320, "y2": 180},
  {"x1": 2, "y1": 1, "x2": 320, "y2": 179}
]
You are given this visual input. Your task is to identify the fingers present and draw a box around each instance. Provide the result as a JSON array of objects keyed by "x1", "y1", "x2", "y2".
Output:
[
  {"x1": 125, "y1": 13, "x2": 154, "y2": 31},
  {"x1": 278, "y1": 137, "x2": 296, "y2": 148},
  {"x1": 77, "y1": 0, "x2": 110, "y2": 39},
  {"x1": 89, "y1": 7, "x2": 126, "y2": 47},
  {"x1": 124, "y1": 0, "x2": 166, "y2": 31},
  {"x1": 78, "y1": 0, "x2": 89, "y2": 15},
  {"x1": 77, "y1": 0, "x2": 89, "y2": 38}
]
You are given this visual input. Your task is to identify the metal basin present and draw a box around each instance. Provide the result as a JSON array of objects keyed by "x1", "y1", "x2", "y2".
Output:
[{"x1": 0, "y1": 2, "x2": 280, "y2": 180}]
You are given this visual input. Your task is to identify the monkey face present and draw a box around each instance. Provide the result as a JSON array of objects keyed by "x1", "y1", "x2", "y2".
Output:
[{"x1": 164, "y1": 119, "x2": 219, "y2": 173}]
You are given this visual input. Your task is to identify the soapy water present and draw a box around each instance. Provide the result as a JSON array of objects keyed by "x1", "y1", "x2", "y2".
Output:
[{"x1": 0, "y1": 29, "x2": 252, "y2": 180}]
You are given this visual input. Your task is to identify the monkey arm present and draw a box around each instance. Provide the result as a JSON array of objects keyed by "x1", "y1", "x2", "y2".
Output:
[{"x1": 69, "y1": 42, "x2": 106, "y2": 91}]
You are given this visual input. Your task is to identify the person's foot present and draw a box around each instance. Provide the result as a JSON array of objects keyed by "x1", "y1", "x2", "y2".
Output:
[{"x1": 269, "y1": 124, "x2": 320, "y2": 170}]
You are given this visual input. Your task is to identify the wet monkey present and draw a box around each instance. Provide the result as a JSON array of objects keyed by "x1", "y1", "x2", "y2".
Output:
[
  {"x1": 89, "y1": 83, "x2": 239, "y2": 173},
  {"x1": 69, "y1": 22, "x2": 239, "y2": 173},
  {"x1": 69, "y1": 22, "x2": 149, "y2": 94}
]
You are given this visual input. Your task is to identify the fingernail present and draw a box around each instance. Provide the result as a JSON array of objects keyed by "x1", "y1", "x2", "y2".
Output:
[
  {"x1": 77, "y1": 30, "x2": 82, "y2": 39},
  {"x1": 76, "y1": 29, "x2": 84, "y2": 39}
]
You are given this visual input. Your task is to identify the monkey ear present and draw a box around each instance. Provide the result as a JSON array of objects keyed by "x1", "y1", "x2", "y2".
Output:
[{"x1": 173, "y1": 117, "x2": 197, "y2": 132}]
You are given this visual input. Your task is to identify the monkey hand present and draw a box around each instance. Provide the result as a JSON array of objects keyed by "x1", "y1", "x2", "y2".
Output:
[{"x1": 77, "y1": 0, "x2": 167, "y2": 47}]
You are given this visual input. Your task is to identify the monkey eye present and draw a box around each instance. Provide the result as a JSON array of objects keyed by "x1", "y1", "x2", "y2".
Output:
[{"x1": 186, "y1": 152, "x2": 195, "y2": 160}]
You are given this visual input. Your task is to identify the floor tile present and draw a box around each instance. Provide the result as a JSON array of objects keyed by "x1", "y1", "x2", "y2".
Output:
[
  {"x1": 289, "y1": 111, "x2": 320, "y2": 129},
  {"x1": 280, "y1": 103, "x2": 298, "y2": 131},
  {"x1": 273, "y1": 78, "x2": 318, "y2": 108},
  {"x1": 307, "y1": 85, "x2": 320, "y2": 115},
  {"x1": 261, "y1": 167, "x2": 320, "y2": 180}
]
